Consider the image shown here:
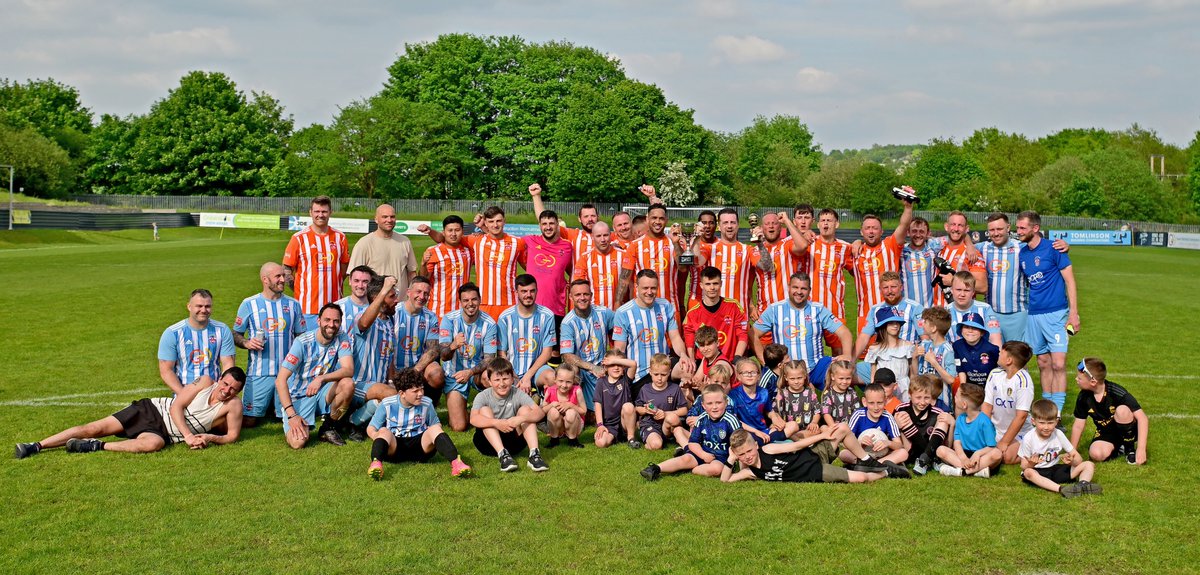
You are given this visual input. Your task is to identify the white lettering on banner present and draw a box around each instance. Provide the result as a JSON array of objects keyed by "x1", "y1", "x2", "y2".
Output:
[{"x1": 198, "y1": 213, "x2": 237, "y2": 228}]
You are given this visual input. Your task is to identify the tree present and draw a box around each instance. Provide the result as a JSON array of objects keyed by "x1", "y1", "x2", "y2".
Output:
[
  {"x1": 658, "y1": 160, "x2": 696, "y2": 207},
  {"x1": 798, "y1": 156, "x2": 866, "y2": 209},
  {"x1": 0, "y1": 123, "x2": 75, "y2": 197},
  {"x1": 125, "y1": 71, "x2": 292, "y2": 196},
  {"x1": 80, "y1": 114, "x2": 141, "y2": 195},
  {"x1": 274, "y1": 124, "x2": 357, "y2": 198},
  {"x1": 330, "y1": 96, "x2": 481, "y2": 199},
  {"x1": 0, "y1": 77, "x2": 94, "y2": 156},
  {"x1": 906, "y1": 138, "x2": 988, "y2": 209},
  {"x1": 848, "y1": 163, "x2": 898, "y2": 215},
  {"x1": 1039, "y1": 128, "x2": 1112, "y2": 162},
  {"x1": 1025, "y1": 156, "x2": 1087, "y2": 215},
  {"x1": 1188, "y1": 131, "x2": 1200, "y2": 215},
  {"x1": 546, "y1": 84, "x2": 639, "y2": 201},
  {"x1": 1077, "y1": 148, "x2": 1168, "y2": 221},
  {"x1": 963, "y1": 127, "x2": 1048, "y2": 212},
  {"x1": 1057, "y1": 175, "x2": 1108, "y2": 217}
]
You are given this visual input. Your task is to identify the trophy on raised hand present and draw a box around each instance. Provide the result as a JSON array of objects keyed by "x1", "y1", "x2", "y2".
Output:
[
  {"x1": 677, "y1": 222, "x2": 700, "y2": 266},
  {"x1": 892, "y1": 185, "x2": 920, "y2": 204},
  {"x1": 747, "y1": 213, "x2": 762, "y2": 243}
]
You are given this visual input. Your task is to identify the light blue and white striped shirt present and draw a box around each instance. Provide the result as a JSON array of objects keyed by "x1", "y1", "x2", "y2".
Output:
[
  {"x1": 901, "y1": 237, "x2": 943, "y2": 308},
  {"x1": 280, "y1": 331, "x2": 353, "y2": 399},
  {"x1": 158, "y1": 319, "x2": 236, "y2": 385},
  {"x1": 439, "y1": 310, "x2": 499, "y2": 377},
  {"x1": 392, "y1": 305, "x2": 440, "y2": 369},
  {"x1": 975, "y1": 239, "x2": 1028, "y2": 314},
  {"x1": 559, "y1": 305, "x2": 615, "y2": 366},
  {"x1": 234, "y1": 294, "x2": 307, "y2": 377},
  {"x1": 613, "y1": 298, "x2": 677, "y2": 380},
  {"x1": 370, "y1": 395, "x2": 439, "y2": 438},
  {"x1": 335, "y1": 296, "x2": 370, "y2": 336},
  {"x1": 497, "y1": 305, "x2": 558, "y2": 378},
  {"x1": 353, "y1": 313, "x2": 396, "y2": 385},
  {"x1": 754, "y1": 300, "x2": 842, "y2": 372}
]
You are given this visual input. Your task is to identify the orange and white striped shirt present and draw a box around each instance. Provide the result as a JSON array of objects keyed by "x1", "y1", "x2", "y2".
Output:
[
  {"x1": 808, "y1": 237, "x2": 854, "y2": 321},
  {"x1": 283, "y1": 226, "x2": 349, "y2": 315},
  {"x1": 755, "y1": 237, "x2": 803, "y2": 313},
  {"x1": 621, "y1": 234, "x2": 682, "y2": 313},
  {"x1": 462, "y1": 234, "x2": 525, "y2": 308},
  {"x1": 933, "y1": 241, "x2": 986, "y2": 307},
  {"x1": 610, "y1": 236, "x2": 632, "y2": 251},
  {"x1": 853, "y1": 235, "x2": 903, "y2": 325},
  {"x1": 573, "y1": 246, "x2": 628, "y2": 310},
  {"x1": 559, "y1": 227, "x2": 595, "y2": 262},
  {"x1": 698, "y1": 239, "x2": 761, "y2": 310},
  {"x1": 424, "y1": 242, "x2": 473, "y2": 319}
]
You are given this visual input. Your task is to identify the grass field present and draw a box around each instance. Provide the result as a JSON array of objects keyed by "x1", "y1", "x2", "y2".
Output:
[{"x1": 2, "y1": 227, "x2": 1199, "y2": 575}]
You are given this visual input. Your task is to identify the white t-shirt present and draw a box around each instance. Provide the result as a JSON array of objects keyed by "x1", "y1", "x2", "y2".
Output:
[
  {"x1": 983, "y1": 368, "x2": 1034, "y2": 442},
  {"x1": 1018, "y1": 429, "x2": 1074, "y2": 468}
]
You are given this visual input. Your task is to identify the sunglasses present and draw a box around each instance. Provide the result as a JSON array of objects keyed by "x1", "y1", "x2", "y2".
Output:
[{"x1": 1077, "y1": 360, "x2": 1095, "y2": 381}]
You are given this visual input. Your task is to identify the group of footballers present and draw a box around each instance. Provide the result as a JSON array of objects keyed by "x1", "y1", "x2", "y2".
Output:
[{"x1": 14, "y1": 186, "x2": 1150, "y2": 496}]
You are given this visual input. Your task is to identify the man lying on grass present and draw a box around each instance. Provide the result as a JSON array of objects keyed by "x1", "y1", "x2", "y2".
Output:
[{"x1": 15, "y1": 367, "x2": 246, "y2": 458}]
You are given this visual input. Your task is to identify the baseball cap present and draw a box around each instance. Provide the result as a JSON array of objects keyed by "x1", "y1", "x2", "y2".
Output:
[
  {"x1": 873, "y1": 367, "x2": 897, "y2": 385},
  {"x1": 957, "y1": 312, "x2": 988, "y2": 337}
]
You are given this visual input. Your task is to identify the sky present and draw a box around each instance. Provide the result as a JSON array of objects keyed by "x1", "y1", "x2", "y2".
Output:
[{"x1": 4, "y1": 0, "x2": 1198, "y2": 151}]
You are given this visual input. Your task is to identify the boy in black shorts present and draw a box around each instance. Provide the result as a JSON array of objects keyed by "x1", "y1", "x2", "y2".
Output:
[
  {"x1": 894, "y1": 374, "x2": 955, "y2": 475},
  {"x1": 720, "y1": 428, "x2": 908, "y2": 483},
  {"x1": 366, "y1": 368, "x2": 472, "y2": 480},
  {"x1": 1069, "y1": 357, "x2": 1149, "y2": 465},
  {"x1": 1020, "y1": 399, "x2": 1101, "y2": 498},
  {"x1": 593, "y1": 350, "x2": 640, "y2": 449}
]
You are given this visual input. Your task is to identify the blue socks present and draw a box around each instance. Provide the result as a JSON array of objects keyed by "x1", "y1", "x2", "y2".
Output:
[
  {"x1": 350, "y1": 399, "x2": 379, "y2": 427},
  {"x1": 1044, "y1": 392, "x2": 1066, "y2": 414}
]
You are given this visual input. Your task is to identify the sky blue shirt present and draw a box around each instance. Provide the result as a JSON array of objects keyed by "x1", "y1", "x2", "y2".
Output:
[
  {"x1": 234, "y1": 294, "x2": 307, "y2": 378},
  {"x1": 280, "y1": 331, "x2": 353, "y2": 399},
  {"x1": 754, "y1": 300, "x2": 842, "y2": 371},
  {"x1": 497, "y1": 304, "x2": 558, "y2": 378},
  {"x1": 613, "y1": 298, "x2": 678, "y2": 380},
  {"x1": 158, "y1": 319, "x2": 235, "y2": 385}
]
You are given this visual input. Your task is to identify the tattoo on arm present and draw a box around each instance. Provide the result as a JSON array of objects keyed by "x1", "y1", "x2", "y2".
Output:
[{"x1": 472, "y1": 352, "x2": 496, "y2": 377}]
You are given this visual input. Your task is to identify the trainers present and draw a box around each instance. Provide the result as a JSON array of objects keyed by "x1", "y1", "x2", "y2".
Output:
[
  {"x1": 913, "y1": 453, "x2": 932, "y2": 476},
  {"x1": 939, "y1": 465, "x2": 963, "y2": 477},
  {"x1": 672, "y1": 446, "x2": 687, "y2": 457},
  {"x1": 627, "y1": 440, "x2": 642, "y2": 450},
  {"x1": 972, "y1": 466, "x2": 991, "y2": 479},
  {"x1": 640, "y1": 463, "x2": 661, "y2": 481},
  {"x1": 451, "y1": 459, "x2": 473, "y2": 478},
  {"x1": 1126, "y1": 452, "x2": 1137, "y2": 465},
  {"x1": 346, "y1": 427, "x2": 367, "y2": 443},
  {"x1": 527, "y1": 450, "x2": 549, "y2": 472},
  {"x1": 318, "y1": 428, "x2": 346, "y2": 446},
  {"x1": 567, "y1": 438, "x2": 585, "y2": 449},
  {"x1": 547, "y1": 436, "x2": 561, "y2": 448},
  {"x1": 14, "y1": 442, "x2": 39, "y2": 459},
  {"x1": 1060, "y1": 482, "x2": 1083, "y2": 499},
  {"x1": 884, "y1": 462, "x2": 912, "y2": 479},
  {"x1": 65, "y1": 438, "x2": 103, "y2": 454},
  {"x1": 855, "y1": 456, "x2": 887, "y2": 473},
  {"x1": 368, "y1": 460, "x2": 384, "y2": 481},
  {"x1": 498, "y1": 450, "x2": 518, "y2": 473},
  {"x1": 1077, "y1": 480, "x2": 1103, "y2": 496}
]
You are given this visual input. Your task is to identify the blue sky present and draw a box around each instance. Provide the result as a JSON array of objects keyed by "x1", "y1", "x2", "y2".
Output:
[{"x1": 4, "y1": 0, "x2": 1198, "y2": 152}]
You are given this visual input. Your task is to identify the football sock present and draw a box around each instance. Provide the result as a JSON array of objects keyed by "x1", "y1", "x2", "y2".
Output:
[
  {"x1": 32, "y1": 442, "x2": 43, "y2": 453},
  {"x1": 1052, "y1": 392, "x2": 1067, "y2": 414},
  {"x1": 433, "y1": 433, "x2": 459, "y2": 461},
  {"x1": 424, "y1": 384, "x2": 443, "y2": 409},
  {"x1": 349, "y1": 400, "x2": 379, "y2": 427},
  {"x1": 371, "y1": 438, "x2": 389, "y2": 461}
]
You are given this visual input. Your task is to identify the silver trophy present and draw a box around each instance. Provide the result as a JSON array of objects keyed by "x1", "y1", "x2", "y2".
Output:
[
  {"x1": 677, "y1": 222, "x2": 699, "y2": 266},
  {"x1": 747, "y1": 213, "x2": 762, "y2": 243}
]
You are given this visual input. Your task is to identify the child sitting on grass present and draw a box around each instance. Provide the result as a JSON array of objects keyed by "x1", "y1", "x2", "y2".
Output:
[
  {"x1": 936, "y1": 383, "x2": 1000, "y2": 478},
  {"x1": 641, "y1": 384, "x2": 741, "y2": 480},
  {"x1": 593, "y1": 350, "x2": 640, "y2": 449},
  {"x1": 1020, "y1": 399, "x2": 1102, "y2": 498},
  {"x1": 543, "y1": 365, "x2": 587, "y2": 448}
]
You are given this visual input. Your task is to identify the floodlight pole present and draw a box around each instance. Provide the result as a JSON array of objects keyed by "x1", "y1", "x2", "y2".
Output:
[{"x1": 1, "y1": 165, "x2": 13, "y2": 231}]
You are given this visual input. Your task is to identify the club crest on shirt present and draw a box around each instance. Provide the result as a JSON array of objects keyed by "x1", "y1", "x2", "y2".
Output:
[
  {"x1": 1034, "y1": 256, "x2": 1041, "y2": 267},
  {"x1": 209, "y1": 335, "x2": 217, "y2": 344}
]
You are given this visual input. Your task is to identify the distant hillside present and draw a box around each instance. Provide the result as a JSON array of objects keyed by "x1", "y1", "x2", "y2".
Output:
[{"x1": 826, "y1": 144, "x2": 925, "y2": 172}]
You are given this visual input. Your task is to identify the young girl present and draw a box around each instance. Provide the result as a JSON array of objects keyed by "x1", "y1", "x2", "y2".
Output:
[
  {"x1": 821, "y1": 360, "x2": 860, "y2": 428},
  {"x1": 544, "y1": 365, "x2": 587, "y2": 448},
  {"x1": 864, "y1": 307, "x2": 914, "y2": 402},
  {"x1": 776, "y1": 360, "x2": 822, "y2": 440}
]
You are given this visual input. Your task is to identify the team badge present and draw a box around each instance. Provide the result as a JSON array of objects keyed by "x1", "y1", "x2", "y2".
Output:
[
  {"x1": 1034, "y1": 256, "x2": 1041, "y2": 267},
  {"x1": 209, "y1": 336, "x2": 217, "y2": 344},
  {"x1": 235, "y1": 317, "x2": 244, "y2": 328},
  {"x1": 532, "y1": 325, "x2": 541, "y2": 335}
]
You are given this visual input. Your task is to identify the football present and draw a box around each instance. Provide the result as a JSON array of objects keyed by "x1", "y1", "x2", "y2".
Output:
[{"x1": 858, "y1": 428, "x2": 889, "y2": 449}]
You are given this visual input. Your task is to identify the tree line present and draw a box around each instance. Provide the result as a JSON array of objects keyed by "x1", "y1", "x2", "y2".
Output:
[{"x1": 2, "y1": 33, "x2": 1198, "y2": 223}]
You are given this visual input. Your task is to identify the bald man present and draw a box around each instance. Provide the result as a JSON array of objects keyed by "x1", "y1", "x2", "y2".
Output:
[
  {"x1": 349, "y1": 204, "x2": 417, "y2": 293},
  {"x1": 573, "y1": 221, "x2": 630, "y2": 310},
  {"x1": 234, "y1": 262, "x2": 310, "y2": 426}
]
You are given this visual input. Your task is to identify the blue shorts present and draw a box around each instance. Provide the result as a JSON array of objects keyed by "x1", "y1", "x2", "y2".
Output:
[
  {"x1": 520, "y1": 365, "x2": 555, "y2": 392},
  {"x1": 278, "y1": 382, "x2": 334, "y2": 432},
  {"x1": 855, "y1": 361, "x2": 871, "y2": 384},
  {"x1": 1026, "y1": 310, "x2": 1069, "y2": 355},
  {"x1": 578, "y1": 370, "x2": 597, "y2": 409},
  {"x1": 808, "y1": 356, "x2": 834, "y2": 391},
  {"x1": 353, "y1": 380, "x2": 389, "y2": 402},
  {"x1": 996, "y1": 311, "x2": 1028, "y2": 344},
  {"x1": 753, "y1": 430, "x2": 790, "y2": 445},
  {"x1": 442, "y1": 364, "x2": 479, "y2": 400},
  {"x1": 242, "y1": 375, "x2": 278, "y2": 417}
]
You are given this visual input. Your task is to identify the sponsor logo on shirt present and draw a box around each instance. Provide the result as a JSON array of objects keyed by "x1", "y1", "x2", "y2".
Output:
[
  {"x1": 515, "y1": 338, "x2": 537, "y2": 353},
  {"x1": 639, "y1": 328, "x2": 660, "y2": 343}
]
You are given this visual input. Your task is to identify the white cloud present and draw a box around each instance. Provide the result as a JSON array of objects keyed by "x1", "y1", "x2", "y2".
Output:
[
  {"x1": 794, "y1": 67, "x2": 837, "y2": 93},
  {"x1": 711, "y1": 35, "x2": 786, "y2": 63},
  {"x1": 618, "y1": 51, "x2": 685, "y2": 79}
]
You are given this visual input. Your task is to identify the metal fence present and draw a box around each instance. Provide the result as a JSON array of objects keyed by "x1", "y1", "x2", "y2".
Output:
[{"x1": 69, "y1": 194, "x2": 1200, "y2": 233}]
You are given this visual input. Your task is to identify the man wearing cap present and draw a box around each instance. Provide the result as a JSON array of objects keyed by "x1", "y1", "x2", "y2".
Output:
[{"x1": 853, "y1": 271, "x2": 925, "y2": 383}]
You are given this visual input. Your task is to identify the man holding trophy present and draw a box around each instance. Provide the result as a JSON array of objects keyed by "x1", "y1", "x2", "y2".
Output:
[{"x1": 692, "y1": 208, "x2": 774, "y2": 311}]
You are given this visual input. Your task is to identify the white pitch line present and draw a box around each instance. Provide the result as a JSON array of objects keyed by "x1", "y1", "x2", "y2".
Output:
[
  {"x1": 0, "y1": 401, "x2": 131, "y2": 407},
  {"x1": 1109, "y1": 373, "x2": 1200, "y2": 380},
  {"x1": 0, "y1": 387, "x2": 160, "y2": 406},
  {"x1": 1154, "y1": 413, "x2": 1200, "y2": 420}
]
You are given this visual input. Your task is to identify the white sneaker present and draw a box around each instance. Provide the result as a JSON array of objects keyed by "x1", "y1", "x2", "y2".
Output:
[
  {"x1": 973, "y1": 466, "x2": 990, "y2": 478},
  {"x1": 939, "y1": 465, "x2": 963, "y2": 477}
]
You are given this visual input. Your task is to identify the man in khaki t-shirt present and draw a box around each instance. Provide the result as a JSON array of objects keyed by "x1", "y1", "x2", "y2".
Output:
[{"x1": 349, "y1": 204, "x2": 417, "y2": 292}]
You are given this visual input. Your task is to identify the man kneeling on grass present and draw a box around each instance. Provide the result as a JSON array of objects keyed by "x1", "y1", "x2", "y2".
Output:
[
  {"x1": 15, "y1": 368, "x2": 247, "y2": 458},
  {"x1": 366, "y1": 368, "x2": 471, "y2": 480},
  {"x1": 721, "y1": 427, "x2": 906, "y2": 484}
]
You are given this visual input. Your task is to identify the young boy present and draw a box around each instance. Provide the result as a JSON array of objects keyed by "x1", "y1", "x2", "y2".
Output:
[
  {"x1": 635, "y1": 354, "x2": 688, "y2": 450},
  {"x1": 952, "y1": 311, "x2": 999, "y2": 396},
  {"x1": 842, "y1": 383, "x2": 910, "y2": 467},
  {"x1": 468, "y1": 358, "x2": 549, "y2": 473},
  {"x1": 982, "y1": 340, "x2": 1035, "y2": 464},
  {"x1": 894, "y1": 375, "x2": 954, "y2": 475},
  {"x1": 873, "y1": 368, "x2": 902, "y2": 413},
  {"x1": 1020, "y1": 398, "x2": 1102, "y2": 498},
  {"x1": 1070, "y1": 357, "x2": 1149, "y2": 465},
  {"x1": 913, "y1": 307, "x2": 957, "y2": 410},
  {"x1": 366, "y1": 368, "x2": 472, "y2": 480},
  {"x1": 730, "y1": 357, "x2": 787, "y2": 445},
  {"x1": 682, "y1": 326, "x2": 731, "y2": 400},
  {"x1": 936, "y1": 383, "x2": 1000, "y2": 477},
  {"x1": 641, "y1": 384, "x2": 741, "y2": 480},
  {"x1": 721, "y1": 427, "x2": 908, "y2": 484},
  {"x1": 593, "y1": 350, "x2": 640, "y2": 449},
  {"x1": 759, "y1": 343, "x2": 789, "y2": 397},
  {"x1": 676, "y1": 362, "x2": 736, "y2": 450}
]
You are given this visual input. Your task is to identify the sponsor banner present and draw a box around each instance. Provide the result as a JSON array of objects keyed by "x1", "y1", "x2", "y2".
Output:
[
  {"x1": 395, "y1": 220, "x2": 441, "y2": 234},
  {"x1": 199, "y1": 212, "x2": 238, "y2": 228},
  {"x1": 1167, "y1": 232, "x2": 1200, "y2": 251},
  {"x1": 1135, "y1": 231, "x2": 1169, "y2": 247},
  {"x1": 476, "y1": 223, "x2": 540, "y2": 237},
  {"x1": 11, "y1": 209, "x2": 31, "y2": 225},
  {"x1": 199, "y1": 213, "x2": 282, "y2": 230},
  {"x1": 287, "y1": 216, "x2": 371, "y2": 234},
  {"x1": 1048, "y1": 229, "x2": 1131, "y2": 246}
]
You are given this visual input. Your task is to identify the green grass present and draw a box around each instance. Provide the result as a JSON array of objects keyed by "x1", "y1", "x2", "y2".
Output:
[{"x1": 2, "y1": 228, "x2": 1199, "y2": 574}]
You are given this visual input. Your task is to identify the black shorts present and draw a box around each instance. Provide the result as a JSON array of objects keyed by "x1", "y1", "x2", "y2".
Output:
[
  {"x1": 473, "y1": 428, "x2": 528, "y2": 457},
  {"x1": 386, "y1": 435, "x2": 434, "y2": 463},
  {"x1": 601, "y1": 423, "x2": 628, "y2": 443},
  {"x1": 112, "y1": 399, "x2": 171, "y2": 444},
  {"x1": 638, "y1": 423, "x2": 665, "y2": 444},
  {"x1": 1022, "y1": 464, "x2": 1074, "y2": 485},
  {"x1": 1094, "y1": 425, "x2": 1137, "y2": 453}
]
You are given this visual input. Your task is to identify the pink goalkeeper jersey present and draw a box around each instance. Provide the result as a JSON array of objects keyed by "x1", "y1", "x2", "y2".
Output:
[{"x1": 523, "y1": 235, "x2": 574, "y2": 316}]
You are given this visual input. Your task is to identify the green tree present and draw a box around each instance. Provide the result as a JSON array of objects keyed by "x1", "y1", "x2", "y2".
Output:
[
  {"x1": 1187, "y1": 131, "x2": 1200, "y2": 215},
  {"x1": 657, "y1": 160, "x2": 696, "y2": 207},
  {"x1": 963, "y1": 127, "x2": 1048, "y2": 212},
  {"x1": 1039, "y1": 128, "x2": 1112, "y2": 161},
  {"x1": 0, "y1": 77, "x2": 93, "y2": 155},
  {"x1": 274, "y1": 124, "x2": 357, "y2": 198},
  {"x1": 848, "y1": 163, "x2": 898, "y2": 215},
  {"x1": 0, "y1": 123, "x2": 75, "y2": 197},
  {"x1": 80, "y1": 114, "x2": 141, "y2": 195},
  {"x1": 546, "y1": 84, "x2": 639, "y2": 201},
  {"x1": 1077, "y1": 148, "x2": 1167, "y2": 221},
  {"x1": 906, "y1": 138, "x2": 988, "y2": 209},
  {"x1": 798, "y1": 156, "x2": 866, "y2": 209},
  {"x1": 1024, "y1": 155, "x2": 1087, "y2": 215},
  {"x1": 126, "y1": 71, "x2": 292, "y2": 196},
  {"x1": 1057, "y1": 175, "x2": 1108, "y2": 217}
]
